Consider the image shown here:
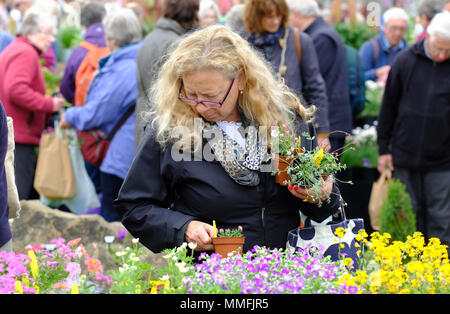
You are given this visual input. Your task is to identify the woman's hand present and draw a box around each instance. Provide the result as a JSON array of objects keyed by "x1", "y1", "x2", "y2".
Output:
[
  {"x1": 288, "y1": 176, "x2": 333, "y2": 204},
  {"x1": 185, "y1": 220, "x2": 215, "y2": 251},
  {"x1": 59, "y1": 114, "x2": 72, "y2": 129}
]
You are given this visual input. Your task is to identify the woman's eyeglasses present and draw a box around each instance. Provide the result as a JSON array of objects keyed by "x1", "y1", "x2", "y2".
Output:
[{"x1": 178, "y1": 78, "x2": 235, "y2": 109}]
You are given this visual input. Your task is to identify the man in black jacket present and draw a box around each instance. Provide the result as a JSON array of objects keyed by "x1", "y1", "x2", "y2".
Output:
[
  {"x1": 287, "y1": 0, "x2": 352, "y2": 157},
  {"x1": 377, "y1": 12, "x2": 450, "y2": 248}
]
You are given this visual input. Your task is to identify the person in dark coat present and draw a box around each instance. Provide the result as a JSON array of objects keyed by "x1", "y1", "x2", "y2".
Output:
[
  {"x1": 288, "y1": 0, "x2": 352, "y2": 157},
  {"x1": 134, "y1": 0, "x2": 199, "y2": 149},
  {"x1": 377, "y1": 11, "x2": 450, "y2": 249},
  {"x1": 60, "y1": 2, "x2": 107, "y2": 105},
  {"x1": 0, "y1": 102, "x2": 12, "y2": 252},
  {"x1": 114, "y1": 25, "x2": 341, "y2": 254},
  {"x1": 240, "y1": 0, "x2": 330, "y2": 152}
]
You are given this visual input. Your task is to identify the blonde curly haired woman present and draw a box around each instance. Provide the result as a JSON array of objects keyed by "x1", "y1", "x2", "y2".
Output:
[{"x1": 114, "y1": 25, "x2": 341, "y2": 254}]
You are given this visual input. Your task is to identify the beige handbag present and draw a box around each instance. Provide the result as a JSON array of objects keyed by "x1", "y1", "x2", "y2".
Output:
[
  {"x1": 33, "y1": 124, "x2": 76, "y2": 200},
  {"x1": 368, "y1": 169, "x2": 392, "y2": 231},
  {"x1": 5, "y1": 117, "x2": 21, "y2": 219}
]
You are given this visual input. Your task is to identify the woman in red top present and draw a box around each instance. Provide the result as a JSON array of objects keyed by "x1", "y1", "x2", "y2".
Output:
[{"x1": 0, "y1": 11, "x2": 64, "y2": 200}]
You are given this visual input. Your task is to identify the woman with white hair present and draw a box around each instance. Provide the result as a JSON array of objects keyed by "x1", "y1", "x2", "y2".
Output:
[
  {"x1": 358, "y1": 7, "x2": 409, "y2": 82},
  {"x1": 0, "y1": 11, "x2": 64, "y2": 200},
  {"x1": 60, "y1": 8, "x2": 142, "y2": 222},
  {"x1": 198, "y1": 0, "x2": 222, "y2": 28}
]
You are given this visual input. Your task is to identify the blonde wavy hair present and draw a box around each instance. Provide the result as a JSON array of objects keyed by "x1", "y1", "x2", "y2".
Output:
[{"x1": 146, "y1": 24, "x2": 315, "y2": 148}]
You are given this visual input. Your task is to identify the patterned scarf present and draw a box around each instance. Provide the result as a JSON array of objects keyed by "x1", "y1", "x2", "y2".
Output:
[
  {"x1": 203, "y1": 120, "x2": 268, "y2": 186},
  {"x1": 247, "y1": 26, "x2": 285, "y2": 61}
]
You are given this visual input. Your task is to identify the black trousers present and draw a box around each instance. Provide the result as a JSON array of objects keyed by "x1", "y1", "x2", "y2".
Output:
[
  {"x1": 14, "y1": 143, "x2": 40, "y2": 200},
  {"x1": 394, "y1": 167, "x2": 450, "y2": 248}
]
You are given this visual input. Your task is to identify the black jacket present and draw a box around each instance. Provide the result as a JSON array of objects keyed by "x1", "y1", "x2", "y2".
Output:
[
  {"x1": 377, "y1": 39, "x2": 450, "y2": 170},
  {"x1": 114, "y1": 118, "x2": 341, "y2": 253},
  {"x1": 304, "y1": 17, "x2": 352, "y2": 137}
]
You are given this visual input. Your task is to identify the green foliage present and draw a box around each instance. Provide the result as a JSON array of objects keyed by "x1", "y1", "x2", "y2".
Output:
[
  {"x1": 341, "y1": 124, "x2": 379, "y2": 168},
  {"x1": 358, "y1": 82, "x2": 383, "y2": 118},
  {"x1": 334, "y1": 22, "x2": 376, "y2": 50},
  {"x1": 341, "y1": 136, "x2": 378, "y2": 168},
  {"x1": 107, "y1": 240, "x2": 155, "y2": 294},
  {"x1": 379, "y1": 179, "x2": 416, "y2": 242},
  {"x1": 218, "y1": 226, "x2": 243, "y2": 237},
  {"x1": 57, "y1": 26, "x2": 83, "y2": 49}
]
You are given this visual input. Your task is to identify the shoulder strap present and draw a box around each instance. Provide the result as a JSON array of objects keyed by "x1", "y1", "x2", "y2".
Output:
[
  {"x1": 293, "y1": 27, "x2": 302, "y2": 65},
  {"x1": 79, "y1": 40, "x2": 97, "y2": 51},
  {"x1": 106, "y1": 105, "x2": 136, "y2": 141}
]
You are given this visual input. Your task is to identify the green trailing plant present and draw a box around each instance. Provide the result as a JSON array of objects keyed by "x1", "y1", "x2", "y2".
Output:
[{"x1": 379, "y1": 178, "x2": 416, "y2": 241}]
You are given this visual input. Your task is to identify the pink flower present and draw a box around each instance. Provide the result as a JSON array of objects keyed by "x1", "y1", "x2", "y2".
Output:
[
  {"x1": 85, "y1": 257, "x2": 103, "y2": 274},
  {"x1": 65, "y1": 262, "x2": 81, "y2": 281},
  {"x1": 68, "y1": 238, "x2": 82, "y2": 247},
  {"x1": 53, "y1": 282, "x2": 70, "y2": 290},
  {"x1": 50, "y1": 238, "x2": 66, "y2": 247}
]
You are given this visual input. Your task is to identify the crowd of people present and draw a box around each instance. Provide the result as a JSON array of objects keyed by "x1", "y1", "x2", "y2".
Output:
[{"x1": 0, "y1": 0, "x2": 449, "y2": 257}]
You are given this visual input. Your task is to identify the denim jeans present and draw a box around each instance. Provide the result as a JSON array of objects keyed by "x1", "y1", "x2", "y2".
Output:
[{"x1": 100, "y1": 171, "x2": 123, "y2": 222}]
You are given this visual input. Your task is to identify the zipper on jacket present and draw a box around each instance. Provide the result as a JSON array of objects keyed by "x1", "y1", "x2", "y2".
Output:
[{"x1": 261, "y1": 207, "x2": 266, "y2": 245}]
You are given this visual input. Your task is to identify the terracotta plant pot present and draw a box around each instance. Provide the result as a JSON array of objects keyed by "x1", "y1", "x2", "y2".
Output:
[
  {"x1": 274, "y1": 155, "x2": 294, "y2": 186},
  {"x1": 212, "y1": 236, "x2": 245, "y2": 258}
]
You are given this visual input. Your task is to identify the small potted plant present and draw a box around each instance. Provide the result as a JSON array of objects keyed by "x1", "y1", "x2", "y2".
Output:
[
  {"x1": 272, "y1": 126, "x2": 351, "y2": 206},
  {"x1": 211, "y1": 224, "x2": 245, "y2": 258},
  {"x1": 272, "y1": 121, "x2": 301, "y2": 186}
]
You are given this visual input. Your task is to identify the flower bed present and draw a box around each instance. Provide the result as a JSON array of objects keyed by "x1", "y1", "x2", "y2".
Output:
[{"x1": 2, "y1": 231, "x2": 449, "y2": 294}]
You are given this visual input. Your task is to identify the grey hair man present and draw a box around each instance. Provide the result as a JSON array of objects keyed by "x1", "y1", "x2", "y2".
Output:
[
  {"x1": 287, "y1": 0, "x2": 352, "y2": 156},
  {"x1": 357, "y1": 7, "x2": 409, "y2": 82},
  {"x1": 377, "y1": 11, "x2": 450, "y2": 251}
]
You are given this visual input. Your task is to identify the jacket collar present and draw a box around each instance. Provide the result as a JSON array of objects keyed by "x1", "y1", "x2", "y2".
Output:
[
  {"x1": 16, "y1": 35, "x2": 42, "y2": 55},
  {"x1": 155, "y1": 17, "x2": 187, "y2": 36},
  {"x1": 304, "y1": 16, "x2": 326, "y2": 33},
  {"x1": 99, "y1": 41, "x2": 142, "y2": 69}
]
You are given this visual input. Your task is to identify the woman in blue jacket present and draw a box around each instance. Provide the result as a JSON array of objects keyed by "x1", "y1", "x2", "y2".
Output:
[
  {"x1": 114, "y1": 25, "x2": 341, "y2": 254},
  {"x1": 60, "y1": 8, "x2": 142, "y2": 222}
]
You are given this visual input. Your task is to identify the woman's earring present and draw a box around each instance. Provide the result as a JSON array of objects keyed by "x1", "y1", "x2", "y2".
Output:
[{"x1": 239, "y1": 90, "x2": 243, "y2": 95}]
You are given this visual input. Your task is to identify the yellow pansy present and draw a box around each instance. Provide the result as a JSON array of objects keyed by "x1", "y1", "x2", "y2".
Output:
[{"x1": 313, "y1": 148, "x2": 324, "y2": 167}]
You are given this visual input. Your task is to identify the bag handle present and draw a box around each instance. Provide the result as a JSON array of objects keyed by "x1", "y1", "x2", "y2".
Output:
[
  {"x1": 293, "y1": 27, "x2": 302, "y2": 65},
  {"x1": 380, "y1": 169, "x2": 392, "y2": 182},
  {"x1": 299, "y1": 196, "x2": 348, "y2": 228}
]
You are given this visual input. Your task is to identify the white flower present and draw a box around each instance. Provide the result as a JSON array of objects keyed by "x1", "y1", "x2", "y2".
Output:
[
  {"x1": 132, "y1": 238, "x2": 139, "y2": 244},
  {"x1": 115, "y1": 251, "x2": 126, "y2": 257},
  {"x1": 176, "y1": 261, "x2": 190, "y2": 273},
  {"x1": 188, "y1": 242, "x2": 197, "y2": 250},
  {"x1": 160, "y1": 275, "x2": 170, "y2": 281}
]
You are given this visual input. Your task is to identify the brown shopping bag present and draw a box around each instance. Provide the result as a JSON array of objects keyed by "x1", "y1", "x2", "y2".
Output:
[
  {"x1": 33, "y1": 125, "x2": 76, "y2": 200},
  {"x1": 368, "y1": 169, "x2": 392, "y2": 231}
]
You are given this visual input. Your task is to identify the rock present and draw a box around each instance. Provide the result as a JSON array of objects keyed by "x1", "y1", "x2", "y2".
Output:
[{"x1": 10, "y1": 200, "x2": 167, "y2": 271}]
